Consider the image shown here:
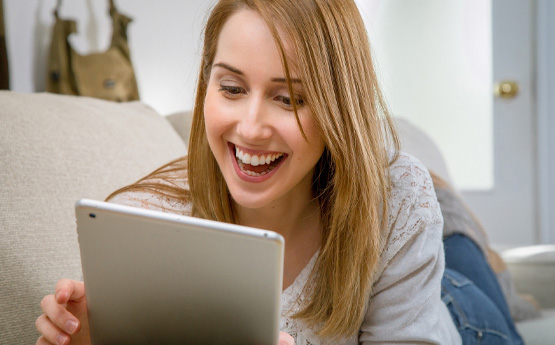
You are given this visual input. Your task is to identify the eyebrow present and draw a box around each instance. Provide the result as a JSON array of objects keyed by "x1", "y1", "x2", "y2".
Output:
[
  {"x1": 213, "y1": 62, "x2": 302, "y2": 84},
  {"x1": 213, "y1": 62, "x2": 243, "y2": 75}
]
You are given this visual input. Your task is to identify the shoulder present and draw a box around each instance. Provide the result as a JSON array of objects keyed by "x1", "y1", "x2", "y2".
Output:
[
  {"x1": 357, "y1": 153, "x2": 459, "y2": 344},
  {"x1": 387, "y1": 151, "x2": 443, "y2": 230},
  {"x1": 107, "y1": 159, "x2": 192, "y2": 216},
  {"x1": 377, "y1": 152, "x2": 444, "y2": 277},
  {"x1": 108, "y1": 190, "x2": 191, "y2": 215},
  {"x1": 388, "y1": 151, "x2": 438, "y2": 208}
]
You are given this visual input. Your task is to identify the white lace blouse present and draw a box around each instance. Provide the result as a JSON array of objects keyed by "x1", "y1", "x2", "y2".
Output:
[{"x1": 109, "y1": 152, "x2": 461, "y2": 345}]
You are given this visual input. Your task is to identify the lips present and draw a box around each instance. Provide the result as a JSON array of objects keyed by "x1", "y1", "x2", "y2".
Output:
[{"x1": 229, "y1": 143, "x2": 287, "y2": 181}]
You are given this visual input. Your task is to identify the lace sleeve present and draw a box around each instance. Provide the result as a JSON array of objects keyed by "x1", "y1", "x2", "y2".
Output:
[{"x1": 377, "y1": 152, "x2": 443, "y2": 277}]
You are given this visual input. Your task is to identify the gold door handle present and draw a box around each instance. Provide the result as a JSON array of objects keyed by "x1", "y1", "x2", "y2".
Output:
[{"x1": 494, "y1": 81, "x2": 519, "y2": 99}]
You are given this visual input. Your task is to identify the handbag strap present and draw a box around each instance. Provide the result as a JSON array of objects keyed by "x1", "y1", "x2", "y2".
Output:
[
  {"x1": 51, "y1": 0, "x2": 133, "y2": 59},
  {"x1": 54, "y1": 0, "x2": 117, "y2": 18}
]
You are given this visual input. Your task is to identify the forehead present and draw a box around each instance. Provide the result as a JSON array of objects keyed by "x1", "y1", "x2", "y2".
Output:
[{"x1": 214, "y1": 9, "x2": 299, "y2": 73}]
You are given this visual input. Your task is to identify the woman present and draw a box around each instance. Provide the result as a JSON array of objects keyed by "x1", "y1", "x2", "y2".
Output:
[{"x1": 36, "y1": 0, "x2": 522, "y2": 344}]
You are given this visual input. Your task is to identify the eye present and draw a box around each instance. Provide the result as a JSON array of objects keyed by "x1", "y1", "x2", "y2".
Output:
[
  {"x1": 219, "y1": 85, "x2": 245, "y2": 96},
  {"x1": 275, "y1": 95, "x2": 304, "y2": 108}
]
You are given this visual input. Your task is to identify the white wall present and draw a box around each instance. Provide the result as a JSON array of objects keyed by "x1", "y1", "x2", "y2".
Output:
[
  {"x1": 355, "y1": 0, "x2": 493, "y2": 192},
  {"x1": 4, "y1": 0, "x2": 215, "y2": 115}
]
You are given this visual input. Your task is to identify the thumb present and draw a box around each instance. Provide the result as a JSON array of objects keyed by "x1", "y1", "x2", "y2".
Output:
[
  {"x1": 279, "y1": 332, "x2": 295, "y2": 345},
  {"x1": 55, "y1": 279, "x2": 85, "y2": 304}
]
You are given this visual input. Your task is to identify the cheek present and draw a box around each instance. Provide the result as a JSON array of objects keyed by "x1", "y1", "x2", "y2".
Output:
[
  {"x1": 203, "y1": 92, "x2": 227, "y2": 156},
  {"x1": 204, "y1": 91, "x2": 229, "y2": 138},
  {"x1": 298, "y1": 115, "x2": 325, "y2": 156}
]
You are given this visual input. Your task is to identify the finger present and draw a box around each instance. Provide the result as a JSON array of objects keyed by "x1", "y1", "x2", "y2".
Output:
[
  {"x1": 54, "y1": 279, "x2": 85, "y2": 305},
  {"x1": 35, "y1": 315, "x2": 70, "y2": 345},
  {"x1": 40, "y1": 294, "x2": 81, "y2": 336},
  {"x1": 36, "y1": 335, "x2": 56, "y2": 345},
  {"x1": 279, "y1": 332, "x2": 295, "y2": 345}
]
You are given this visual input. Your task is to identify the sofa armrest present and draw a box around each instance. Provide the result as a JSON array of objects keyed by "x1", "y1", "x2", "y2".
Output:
[{"x1": 501, "y1": 245, "x2": 555, "y2": 308}]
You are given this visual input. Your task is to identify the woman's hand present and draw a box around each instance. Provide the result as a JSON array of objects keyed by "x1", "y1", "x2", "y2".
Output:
[
  {"x1": 36, "y1": 279, "x2": 90, "y2": 345},
  {"x1": 35, "y1": 278, "x2": 292, "y2": 345},
  {"x1": 279, "y1": 331, "x2": 295, "y2": 345}
]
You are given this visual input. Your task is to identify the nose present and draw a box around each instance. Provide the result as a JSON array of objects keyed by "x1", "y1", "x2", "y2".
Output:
[{"x1": 236, "y1": 96, "x2": 272, "y2": 142}]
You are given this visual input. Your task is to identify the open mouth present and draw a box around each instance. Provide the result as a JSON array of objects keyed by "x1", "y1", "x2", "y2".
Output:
[{"x1": 231, "y1": 144, "x2": 287, "y2": 177}]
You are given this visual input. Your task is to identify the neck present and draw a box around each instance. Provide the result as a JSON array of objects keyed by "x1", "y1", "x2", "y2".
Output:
[
  {"x1": 235, "y1": 192, "x2": 323, "y2": 291},
  {"x1": 235, "y1": 196, "x2": 321, "y2": 244}
]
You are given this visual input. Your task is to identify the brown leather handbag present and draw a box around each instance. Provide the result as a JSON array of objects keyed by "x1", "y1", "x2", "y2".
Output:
[{"x1": 46, "y1": 0, "x2": 139, "y2": 102}]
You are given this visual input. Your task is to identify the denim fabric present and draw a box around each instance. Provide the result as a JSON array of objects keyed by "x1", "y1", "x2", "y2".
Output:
[{"x1": 442, "y1": 234, "x2": 524, "y2": 345}]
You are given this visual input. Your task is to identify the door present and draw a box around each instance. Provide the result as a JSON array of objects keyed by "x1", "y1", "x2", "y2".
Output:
[{"x1": 461, "y1": 0, "x2": 537, "y2": 246}]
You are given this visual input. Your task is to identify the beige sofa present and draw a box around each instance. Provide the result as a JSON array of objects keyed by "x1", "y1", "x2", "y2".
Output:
[{"x1": 1, "y1": 91, "x2": 553, "y2": 344}]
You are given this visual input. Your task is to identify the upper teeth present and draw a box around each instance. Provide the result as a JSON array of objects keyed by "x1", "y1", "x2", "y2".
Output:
[{"x1": 235, "y1": 147, "x2": 283, "y2": 166}]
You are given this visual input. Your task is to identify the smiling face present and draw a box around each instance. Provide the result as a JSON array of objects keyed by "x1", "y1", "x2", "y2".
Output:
[{"x1": 203, "y1": 9, "x2": 325, "y2": 211}]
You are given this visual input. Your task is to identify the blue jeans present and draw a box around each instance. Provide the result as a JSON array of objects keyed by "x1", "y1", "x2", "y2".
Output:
[{"x1": 442, "y1": 234, "x2": 524, "y2": 345}]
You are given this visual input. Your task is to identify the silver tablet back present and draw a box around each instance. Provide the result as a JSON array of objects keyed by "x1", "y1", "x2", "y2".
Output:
[{"x1": 76, "y1": 199, "x2": 284, "y2": 345}]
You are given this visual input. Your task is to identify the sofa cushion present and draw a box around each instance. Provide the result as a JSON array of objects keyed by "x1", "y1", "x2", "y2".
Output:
[
  {"x1": 0, "y1": 91, "x2": 187, "y2": 344},
  {"x1": 517, "y1": 309, "x2": 555, "y2": 345}
]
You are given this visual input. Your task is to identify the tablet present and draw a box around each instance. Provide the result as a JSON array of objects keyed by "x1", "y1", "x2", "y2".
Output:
[{"x1": 75, "y1": 199, "x2": 284, "y2": 345}]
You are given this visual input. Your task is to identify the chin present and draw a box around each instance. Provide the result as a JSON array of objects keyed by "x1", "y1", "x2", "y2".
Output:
[{"x1": 227, "y1": 187, "x2": 275, "y2": 210}]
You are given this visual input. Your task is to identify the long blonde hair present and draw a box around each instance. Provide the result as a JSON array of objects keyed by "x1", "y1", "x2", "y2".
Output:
[{"x1": 110, "y1": 0, "x2": 399, "y2": 339}]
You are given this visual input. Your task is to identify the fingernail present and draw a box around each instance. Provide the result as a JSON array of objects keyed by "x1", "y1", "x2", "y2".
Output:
[
  {"x1": 65, "y1": 319, "x2": 78, "y2": 334},
  {"x1": 56, "y1": 334, "x2": 69, "y2": 345}
]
